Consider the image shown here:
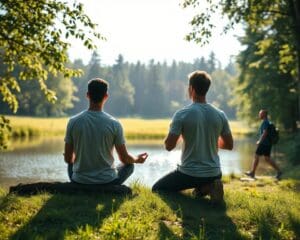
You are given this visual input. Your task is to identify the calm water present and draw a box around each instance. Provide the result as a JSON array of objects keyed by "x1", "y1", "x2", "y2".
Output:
[{"x1": 0, "y1": 136, "x2": 271, "y2": 188}]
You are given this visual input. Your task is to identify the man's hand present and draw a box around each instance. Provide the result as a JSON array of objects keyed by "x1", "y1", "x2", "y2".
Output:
[
  {"x1": 256, "y1": 140, "x2": 260, "y2": 145},
  {"x1": 135, "y1": 153, "x2": 148, "y2": 163},
  {"x1": 116, "y1": 144, "x2": 148, "y2": 164},
  {"x1": 64, "y1": 143, "x2": 75, "y2": 163},
  {"x1": 218, "y1": 133, "x2": 233, "y2": 150}
]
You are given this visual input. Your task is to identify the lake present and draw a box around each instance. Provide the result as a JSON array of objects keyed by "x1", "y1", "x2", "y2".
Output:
[{"x1": 0, "y1": 136, "x2": 274, "y2": 188}]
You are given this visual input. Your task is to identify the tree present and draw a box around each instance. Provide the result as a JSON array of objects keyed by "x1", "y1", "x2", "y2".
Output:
[
  {"x1": 143, "y1": 60, "x2": 167, "y2": 117},
  {"x1": 0, "y1": 0, "x2": 102, "y2": 149},
  {"x1": 208, "y1": 69, "x2": 236, "y2": 119},
  {"x1": 207, "y1": 52, "x2": 217, "y2": 74},
  {"x1": 232, "y1": 28, "x2": 298, "y2": 129},
  {"x1": 72, "y1": 51, "x2": 103, "y2": 113},
  {"x1": 183, "y1": 0, "x2": 300, "y2": 130},
  {"x1": 129, "y1": 61, "x2": 147, "y2": 115},
  {"x1": 68, "y1": 59, "x2": 88, "y2": 114},
  {"x1": 87, "y1": 51, "x2": 102, "y2": 80},
  {"x1": 106, "y1": 55, "x2": 134, "y2": 116}
]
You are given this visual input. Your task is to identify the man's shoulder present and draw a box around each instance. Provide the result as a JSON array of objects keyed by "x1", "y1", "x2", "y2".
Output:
[
  {"x1": 68, "y1": 111, "x2": 87, "y2": 122},
  {"x1": 207, "y1": 103, "x2": 225, "y2": 114},
  {"x1": 100, "y1": 112, "x2": 124, "y2": 131},
  {"x1": 172, "y1": 104, "x2": 193, "y2": 119},
  {"x1": 261, "y1": 119, "x2": 270, "y2": 128},
  {"x1": 176, "y1": 104, "x2": 194, "y2": 113},
  {"x1": 102, "y1": 112, "x2": 120, "y2": 123},
  {"x1": 207, "y1": 104, "x2": 229, "y2": 121}
]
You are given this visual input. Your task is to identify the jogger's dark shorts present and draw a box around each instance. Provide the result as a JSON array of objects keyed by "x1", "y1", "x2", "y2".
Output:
[{"x1": 255, "y1": 144, "x2": 272, "y2": 156}]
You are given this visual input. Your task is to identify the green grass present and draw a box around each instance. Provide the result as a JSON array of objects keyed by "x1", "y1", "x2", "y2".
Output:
[
  {"x1": 6, "y1": 116, "x2": 253, "y2": 140},
  {"x1": 1, "y1": 173, "x2": 300, "y2": 240}
]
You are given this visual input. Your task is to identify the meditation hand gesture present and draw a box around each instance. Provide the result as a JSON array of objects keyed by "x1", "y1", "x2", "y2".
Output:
[{"x1": 135, "y1": 153, "x2": 148, "y2": 164}]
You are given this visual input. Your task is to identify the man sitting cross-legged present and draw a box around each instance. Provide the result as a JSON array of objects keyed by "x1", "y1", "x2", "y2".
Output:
[{"x1": 64, "y1": 78, "x2": 148, "y2": 186}]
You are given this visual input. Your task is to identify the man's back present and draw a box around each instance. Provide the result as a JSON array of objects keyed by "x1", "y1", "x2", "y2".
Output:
[
  {"x1": 171, "y1": 103, "x2": 231, "y2": 177},
  {"x1": 65, "y1": 110, "x2": 125, "y2": 184}
]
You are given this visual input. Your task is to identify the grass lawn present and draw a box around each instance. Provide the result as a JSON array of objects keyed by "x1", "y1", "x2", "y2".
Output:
[
  {"x1": 0, "y1": 172, "x2": 299, "y2": 240},
  {"x1": 7, "y1": 116, "x2": 253, "y2": 140}
]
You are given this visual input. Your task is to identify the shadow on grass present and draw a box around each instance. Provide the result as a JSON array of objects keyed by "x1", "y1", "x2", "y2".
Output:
[
  {"x1": 289, "y1": 213, "x2": 300, "y2": 239},
  {"x1": 9, "y1": 192, "x2": 129, "y2": 239},
  {"x1": 157, "y1": 192, "x2": 243, "y2": 240}
]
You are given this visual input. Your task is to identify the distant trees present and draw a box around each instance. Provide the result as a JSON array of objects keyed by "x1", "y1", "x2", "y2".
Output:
[
  {"x1": 68, "y1": 52, "x2": 238, "y2": 118},
  {"x1": 1, "y1": 51, "x2": 237, "y2": 119}
]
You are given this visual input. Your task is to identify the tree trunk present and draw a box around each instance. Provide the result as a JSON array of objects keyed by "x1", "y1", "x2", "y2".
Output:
[{"x1": 290, "y1": 0, "x2": 300, "y2": 130}]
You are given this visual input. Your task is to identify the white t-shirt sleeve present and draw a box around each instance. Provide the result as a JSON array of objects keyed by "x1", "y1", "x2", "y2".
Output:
[
  {"x1": 114, "y1": 121, "x2": 126, "y2": 146},
  {"x1": 64, "y1": 119, "x2": 73, "y2": 144},
  {"x1": 221, "y1": 112, "x2": 231, "y2": 136},
  {"x1": 169, "y1": 111, "x2": 183, "y2": 136}
]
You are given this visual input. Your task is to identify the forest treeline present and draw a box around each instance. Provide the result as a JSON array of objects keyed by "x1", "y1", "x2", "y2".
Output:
[{"x1": 0, "y1": 51, "x2": 237, "y2": 119}]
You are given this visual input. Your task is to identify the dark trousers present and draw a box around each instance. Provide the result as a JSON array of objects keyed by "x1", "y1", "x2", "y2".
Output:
[
  {"x1": 68, "y1": 163, "x2": 134, "y2": 185},
  {"x1": 152, "y1": 169, "x2": 221, "y2": 192}
]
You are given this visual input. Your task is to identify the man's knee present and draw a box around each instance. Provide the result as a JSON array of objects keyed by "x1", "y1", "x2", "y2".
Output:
[
  {"x1": 125, "y1": 163, "x2": 134, "y2": 174},
  {"x1": 152, "y1": 179, "x2": 168, "y2": 192},
  {"x1": 151, "y1": 180, "x2": 160, "y2": 192}
]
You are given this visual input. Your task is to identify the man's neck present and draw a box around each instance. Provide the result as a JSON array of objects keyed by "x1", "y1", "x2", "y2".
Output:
[
  {"x1": 192, "y1": 95, "x2": 207, "y2": 103},
  {"x1": 88, "y1": 102, "x2": 103, "y2": 111}
]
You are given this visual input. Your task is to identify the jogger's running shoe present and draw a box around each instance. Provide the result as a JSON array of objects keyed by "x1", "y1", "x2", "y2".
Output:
[
  {"x1": 275, "y1": 171, "x2": 282, "y2": 180},
  {"x1": 245, "y1": 171, "x2": 255, "y2": 178}
]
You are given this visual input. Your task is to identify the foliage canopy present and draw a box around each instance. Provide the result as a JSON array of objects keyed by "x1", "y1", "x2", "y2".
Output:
[
  {"x1": 183, "y1": 0, "x2": 300, "y2": 130},
  {"x1": 0, "y1": 0, "x2": 103, "y2": 149},
  {"x1": 0, "y1": 0, "x2": 103, "y2": 112}
]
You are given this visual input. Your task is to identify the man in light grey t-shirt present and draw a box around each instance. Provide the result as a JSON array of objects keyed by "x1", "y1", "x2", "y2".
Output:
[
  {"x1": 152, "y1": 71, "x2": 233, "y2": 203},
  {"x1": 64, "y1": 78, "x2": 148, "y2": 185}
]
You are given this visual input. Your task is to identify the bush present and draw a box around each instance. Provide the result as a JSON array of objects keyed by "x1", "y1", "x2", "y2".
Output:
[{"x1": 286, "y1": 131, "x2": 300, "y2": 165}]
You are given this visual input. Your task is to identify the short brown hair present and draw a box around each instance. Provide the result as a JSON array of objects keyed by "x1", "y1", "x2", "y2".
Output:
[
  {"x1": 88, "y1": 78, "x2": 108, "y2": 103},
  {"x1": 188, "y1": 70, "x2": 211, "y2": 96}
]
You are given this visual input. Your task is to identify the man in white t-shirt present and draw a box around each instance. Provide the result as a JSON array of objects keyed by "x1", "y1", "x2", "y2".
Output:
[
  {"x1": 152, "y1": 70, "x2": 233, "y2": 203},
  {"x1": 64, "y1": 78, "x2": 148, "y2": 185}
]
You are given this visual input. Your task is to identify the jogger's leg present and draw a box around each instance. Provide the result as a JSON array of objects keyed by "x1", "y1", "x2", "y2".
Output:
[
  {"x1": 264, "y1": 156, "x2": 280, "y2": 171},
  {"x1": 251, "y1": 154, "x2": 260, "y2": 175}
]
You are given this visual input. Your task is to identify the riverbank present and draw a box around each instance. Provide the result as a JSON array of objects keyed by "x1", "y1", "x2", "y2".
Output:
[
  {"x1": 6, "y1": 116, "x2": 253, "y2": 140},
  {"x1": 0, "y1": 169, "x2": 299, "y2": 240}
]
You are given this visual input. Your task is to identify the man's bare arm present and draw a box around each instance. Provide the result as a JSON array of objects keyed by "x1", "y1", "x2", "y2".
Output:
[
  {"x1": 164, "y1": 133, "x2": 180, "y2": 151},
  {"x1": 257, "y1": 129, "x2": 268, "y2": 145},
  {"x1": 218, "y1": 133, "x2": 234, "y2": 150},
  {"x1": 64, "y1": 143, "x2": 75, "y2": 163},
  {"x1": 115, "y1": 144, "x2": 148, "y2": 164}
]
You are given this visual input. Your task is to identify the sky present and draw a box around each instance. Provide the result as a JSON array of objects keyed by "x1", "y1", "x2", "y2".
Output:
[{"x1": 68, "y1": 0, "x2": 244, "y2": 66}]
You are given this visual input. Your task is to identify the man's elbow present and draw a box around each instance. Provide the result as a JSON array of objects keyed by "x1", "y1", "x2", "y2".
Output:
[
  {"x1": 119, "y1": 154, "x2": 131, "y2": 164},
  {"x1": 165, "y1": 145, "x2": 173, "y2": 151},
  {"x1": 226, "y1": 141, "x2": 234, "y2": 150},
  {"x1": 64, "y1": 154, "x2": 73, "y2": 164},
  {"x1": 165, "y1": 142, "x2": 175, "y2": 151},
  {"x1": 64, "y1": 157, "x2": 73, "y2": 164}
]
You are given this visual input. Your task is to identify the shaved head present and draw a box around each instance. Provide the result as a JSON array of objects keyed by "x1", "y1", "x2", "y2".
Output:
[{"x1": 259, "y1": 109, "x2": 268, "y2": 119}]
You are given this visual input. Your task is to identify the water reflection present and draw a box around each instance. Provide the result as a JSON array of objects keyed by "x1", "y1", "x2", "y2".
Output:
[{"x1": 0, "y1": 136, "x2": 271, "y2": 188}]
